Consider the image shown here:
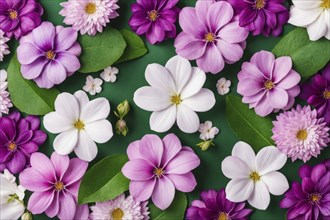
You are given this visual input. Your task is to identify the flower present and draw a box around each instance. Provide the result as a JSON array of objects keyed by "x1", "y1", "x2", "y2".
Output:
[
  {"x1": 43, "y1": 90, "x2": 113, "y2": 162},
  {"x1": 237, "y1": 50, "x2": 301, "y2": 117},
  {"x1": 17, "y1": 21, "x2": 81, "y2": 89},
  {"x1": 0, "y1": 0, "x2": 43, "y2": 39},
  {"x1": 216, "y1": 77, "x2": 231, "y2": 95},
  {"x1": 0, "y1": 111, "x2": 47, "y2": 174},
  {"x1": 221, "y1": 141, "x2": 289, "y2": 210},
  {"x1": 19, "y1": 152, "x2": 89, "y2": 220},
  {"x1": 280, "y1": 160, "x2": 330, "y2": 220},
  {"x1": 227, "y1": 0, "x2": 289, "y2": 36},
  {"x1": 272, "y1": 105, "x2": 330, "y2": 162},
  {"x1": 60, "y1": 0, "x2": 119, "y2": 36},
  {"x1": 186, "y1": 188, "x2": 253, "y2": 220},
  {"x1": 174, "y1": 1, "x2": 248, "y2": 74},
  {"x1": 199, "y1": 121, "x2": 219, "y2": 141},
  {"x1": 0, "y1": 169, "x2": 26, "y2": 220},
  {"x1": 129, "y1": 0, "x2": 180, "y2": 44},
  {"x1": 288, "y1": 0, "x2": 330, "y2": 41},
  {"x1": 300, "y1": 64, "x2": 330, "y2": 125},
  {"x1": 90, "y1": 194, "x2": 150, "y2": 220},
  {"x1": 83, "y1": 75, "x2": 103, "y2": 95},
  {"x1": 0, "y1": 30, "x2": 10, "y2": 61},
  {"x1": 122, "y1": 134, "x2": 200, "y2": 210},
  {"x1": 100, "y1": 66, "x2": 118, "y2": 82},
  {"x1": 21, "y1": 212, "x2": 32, "y2": 220},
  {"x1": 0, "y1": 69, "x2": 13, "y2": 117},
  {"x1": 133, "y1": 55, "x2": 215, "y2": 133}
]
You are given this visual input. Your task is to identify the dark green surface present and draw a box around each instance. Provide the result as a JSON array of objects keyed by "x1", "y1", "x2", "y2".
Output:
[{"x1": 1, "y1": 0, "x2": 329, "y2": 219}]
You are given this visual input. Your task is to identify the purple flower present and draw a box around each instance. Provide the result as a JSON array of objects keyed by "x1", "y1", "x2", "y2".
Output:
[
  {"x1": 122, "y1": 133, "x2": 200, "y2": 210},
  {"x1": 0, "y1": 0, "x2": 43, "y2": 39},
  {"x1": 280, "y1": 160, "x2": 330, "y2": 220},
  {"x1": 228, "y1": 0, "x2": 289, "y2": 36},
  {"x1": 19, "y1": 152, "x2": 89, "y2": 220},
  {"x1": 129, "y1": 0, "x2": 180, "y2": 44},
  {"x1": 186, "y1": 188, "x2": 253, "y2": 220},
  {"x1": 300, "y1": 64, "x2": 330, "y2": 126},
  {"x1": 0, "y1": 111, "x2": 46, "y2": 174},
  {"x1": 174, "y1": 1, "x2": 248, "y2": 74},
  {"x1": 17, "y1": 21, "x2": 81, "y2": 89},
  {"x1": 237, "y1": 50, "x2": 301, "y2": 117}
]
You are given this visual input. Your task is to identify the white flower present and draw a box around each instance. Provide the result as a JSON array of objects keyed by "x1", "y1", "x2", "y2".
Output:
[
  {"x1": 216, "y1": 77, "x2": 231, "y2": 95},
  {"x1": 221, "y1": 141, "x2": 289, "y2": 210},
  {"x1": 199, "y1": 121, "x2": 219, "y2": 140},
  {"x1": 0, "y1": 169, "x2": 25, "y2": 220},
  {"x1": 288, "y1": 0, "x2": 330, "y2": 41},
  {"x1": 0, "y1": 30, "x2": 10, "y2": 62},
  {"x1": 83, "y1": 76, "x2": 103, "y2": 95},
  {"x1": 100, "y1": 66, "x2": 118, "y2": 82},
  {"x1": 0, "y1": 70, "x2": 13, "y2": 117},
  {"x1": 43, "y1": 90, "x2": 113, "y2": 161},
  {"x1": 134, "y1": 55, "x2": 216, "y2": 133}
]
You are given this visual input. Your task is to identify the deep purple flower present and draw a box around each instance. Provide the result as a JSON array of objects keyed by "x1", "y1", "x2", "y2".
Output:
[
  {"x1": 227, "y1": 0, "x2": 289, "y2": 36},
  {"x1": 186, "y1": 188, "x2": 253, "y2": 220},
  {"x1": 0, "y1": 0, "x2": 43, "y2": 39},
  {"x1": 129, "y1": 0, "x2": 180, "y2": 44},
  {"x1": 0, "y1": 111, "x2": 47, "y2": 174},
  {"x1": 280, "y1": 161, "x2": 330, "y2": 220},
  {"x1": 300, "y1": 64, "x2": 330, "y2": 126}
]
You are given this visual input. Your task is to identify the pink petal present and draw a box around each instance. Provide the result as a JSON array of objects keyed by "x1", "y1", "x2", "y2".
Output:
[
  {"x1": 122, "y1": 159, "x2": 154, "y2": 181},
  {"x1": 30, "y1": 152, "x2": 56, "y2": 182},
  {"x1": 254, "y1": 92, "x2": 274, "y2": 117},
  {"x1": 269, "y1": 88, "x2": 289, "y2": 109},
  {"x1": 237, "y1": 79, "x2": 263, "y2": 96},
  {"x1": 45, "y1": 191, "x2": 60, "y2": 218},
  {"x1": 217, "y1": 40, "x2": 243, "y2": 62},
  {"x1": 17, "y1": 43, "x2": 42, "y2": 65},
  {"x1": 250, "y1": 50, "x2": 275, "y2": 78},
  {"x1": 32, "y1": 22, "x2": 55, "y2": 51},
  {"x1": 55, "y1": 26, "x2": 78, "y2": 51},
  {"x1": 51, "y1": 152, "x2": 70, "y2": 181},
  {"x1": 218, "y1": 21, "x2": 249, "y2": 44},
  {"x1": 179, "y1": 7, "x2": 206, "y2": 37},
  {"x1": 272, "y1": 56, "x2": 292, "y2": 83},
  {"x1": 167, "y1": 172, "x2": 197, "y2": 192},
  {"x1": 57, "y1": 192, "x2": 76, "y2": 220},
  {"x1": 73, "y1": 205, "x2": 90, "y2": 220},
  {"x1": 139, "y1": 134, "x2": 164, "y2": 166},
  {"x1": 196, "y1": 43, "x2": 224, "y2": 74},
  {"x1": 174, "y1": 32, "x2": 206, "y2": 60},
  {"x1": 195, "y1": 0, "x2": 213, "y2": 24},
  {"x1": 44, "y1": 61, "x2": 67, "y2": 85},
  {"x1": 19, "y1": 167, "x2": 52, "y2": 192},
  {"x1": 166, "y1": 150, "x2": 200, "y2": 174},
  {"x1": 129, "y1": 179, "x2": 156, "y2": 202},
  {"x1": 276, "y1": 70, "x2": 301, "y2": 89},
  {"x1": 207, "y1": 1, "x2": 234, "y2": 32},
  {"x1": 151, "y1": 177, "x2": 175, "y2": 210},
  {"x1": 21, "y1": 57, "x2": 48, "y2": 80},
  {"x1": 161, "y1": 133, "x2": 182, "y2": 166},
  {"x1": 28, "y1": 191, "x2": 55, "y2": 214},
  {"x1": 55, "y1": 52, "x2": 80, "y2": 73},
  {"x1": 127, "y1": 140, "x2": 142, "y2": 160},
  {"x1": 62, "y1": 158, "x2": 88, "y2": 186}
]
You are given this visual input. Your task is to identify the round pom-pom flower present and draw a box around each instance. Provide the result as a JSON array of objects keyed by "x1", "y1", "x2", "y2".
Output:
[{"x1": 0, "y1": 30, "x2": 10, "y2": 61}]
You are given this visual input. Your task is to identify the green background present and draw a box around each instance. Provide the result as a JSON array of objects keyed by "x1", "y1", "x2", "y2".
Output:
[{"x1": 1, "y1": 0, "x2": 329, "y2": 219}]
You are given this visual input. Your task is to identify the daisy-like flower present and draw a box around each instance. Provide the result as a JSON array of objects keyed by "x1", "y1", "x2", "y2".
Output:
[
  {"x1": 288, "y1": 0, "x2": 330, "y2": 41},
  {"x1": 272, "y1": 105, "x2": 330, "y2": 162},
  {"x1": 199, "y1": 121, "x2": 219, "y2": 141},
  {"x1": 100, "y1": 66, "x2": 118, "y2": 82},
  {"x1": 90, "y1": 194, "x2": 150, "y2": 220},
  {"x1": 134, "y1": 55, "x2": 216, "y2": 133},
  {"x1": 83, "y1": 75, "x2": 103, "y2": 95},
  {"x1": 221, "y1": 141, "x2": 289, "y2": 210},
  {"x1": 60, "y1": 0, "x2": 120, "y2": 36},
  {"x1": 0, "y1": 70, "x2": 13, "y2": 117},
  {"x1": 216, "y1": 77, "x2": 231, "y2": 95},
  {"x1": 43, "y1": 90, "x2": 113, "y2": 162},
  {"x1": 0, "y1": 30, "x2": 10, "y2": 61}
]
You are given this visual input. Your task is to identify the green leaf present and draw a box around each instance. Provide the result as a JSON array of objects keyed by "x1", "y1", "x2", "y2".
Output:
[
  {"x1": 78, "y1": 154, "x2": 129, "y2": 204},
  {"x1": 78, "y1": 28, "x2": 126, "y2": 73},
  {"x1": 226, "y1": 95, "x2": 274, "y2": 150},
  {"x1": 272, "y1": 27, "x2": 330, "y2": 81},
  {"x1": 7, "y1": 55, "x2": 60, "y2": 115},
  {"x1": 116, "y1": 29, "x2": 148, "y2": 63},
  {"x1": 150, "y1": 192, "x2": 187, "y2": 220}
]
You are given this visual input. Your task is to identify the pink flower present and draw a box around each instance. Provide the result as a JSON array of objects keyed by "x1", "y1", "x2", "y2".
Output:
[
  {"x1": 237, "y1": 50, "x2": 301, "y2": 117},
  {"x1": 19, "y1": 152, "x2": 89, "y2": 220},
  {"x1": 174, "y1": 1, "x2": 248, "y2": 74},
  {"x1": 122, "y1": 134, "x2": 200, "y2": 210}
]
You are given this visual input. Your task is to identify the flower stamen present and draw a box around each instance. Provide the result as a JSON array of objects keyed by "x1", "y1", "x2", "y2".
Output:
[
  {"x1": 7, "y1": 142, "x2": 17, "y2": 152},
  {"x1": 296, "y1": 129, "x2": 308, "y2": 140},
  {"x1": 205, "y1": 32, "x2": 216, "y2": 42},
  {"x1": 74, "y1": 120, "x2": 85, "y2": 130},
  {"x1": 54, "y1": 181, "x2": 64, "y2": 191},
  {"x1": 45, "y1": 51, "x2": 55, "y2": 60},
  {"x1": 148, "y1": 10, "x2": 159, "y2": 21},
  {"x1": 8, "y1": 9, "x2": 18, "y2": 20},
  {"x1": 309, "y1": 193, "x2": 321, "y2": 204},
  {"x1": 254, "y1": 0, "x2": 266, "y2": 9},
  {"x1": 264, "y1": 80, "x2": 275, "y2": 90},
  {"x1": 111, "y1": 208, "x2": 124, "y2": 220},
  {"x1": 218, "y1": 212, "x2": 229, "y2": 220},
  {"x1": 321, "y1": 0, "x2": 330, "y2": 9},
  {"x1": 249, "y1": 171, "x2": 260, "y2": 182},
  {"x1": 85, "y1": 2, "x2": 97, "y2": 14},
  {"x1": 154, "y1": 168, "x2": 164, "y2": 178},
  {"x1": 171, "y1": 94, "x2": 182, "y2": 105},
  {"x1": 323, "y1": 90, "x2": 330, "y2": 99}
]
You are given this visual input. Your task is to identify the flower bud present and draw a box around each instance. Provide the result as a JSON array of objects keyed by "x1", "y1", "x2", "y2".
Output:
[
  {"x1": 115, "y1": 100, "x2": 130, "y2": 118},
  {"x1": 116, "y1": 119, "x2": 129, "y2": 136},
  {"x1": 21, "y1": 212, "x2": 32, "y2": 220},
  {"x1": 196, "y1": 140, "x2": 215, "y2": 151}
]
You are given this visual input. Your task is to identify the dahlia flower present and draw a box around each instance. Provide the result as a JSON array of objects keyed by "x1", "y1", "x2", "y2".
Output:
[
  {"x1": 0, "y1": 69, "x2": 13, "y2": 117},
  {"x1": 0, "y1": 30, "x2": 10, "y2": 61}
]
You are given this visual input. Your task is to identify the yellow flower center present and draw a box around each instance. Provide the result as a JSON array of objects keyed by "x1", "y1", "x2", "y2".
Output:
[
  {"x1": 74, "y1": 120, "x2": 85, "y2": 130},
  {"x1": 111, "y1": 208, "x2": 124, "y2": 220},
  {"x1": 249, "y1": 171, "x2": 261, "y2": 182},
  {"x1": 255, "y1": 0, "x2": 266, "y2": 9},
  {"x1": 148, "y1": 10, "x2": 158, "y2": 21},
  {"x1": 85, "y1": 2, "x2": 97, "y2": 14},
  {"x1": 8, "y1": 9, "x2": 18, "y2": 19},
  {"x1": 296, "y1": 129, "x2": 308, "y2": 140},
  {"x1": 45, "y1": 51, "x2": 55, "y2": 60},
  {"x1": 8, "y1": 142, "x2": 17, "y2": 151},
  {"x1": 154, "y1": 168, "x2": 164, "y2": 178},
  {"x1": 205, "y1": 32, "x2": 216, "y2": 42},
  {"x1": 54, "y1": 181, "x2": 64, "y2": 191},
  {"x1": 310, "y1": 193, "x2": 321, "y2": 203},
  {"x1": 323, "y1": 90, "x2": 330, "y2": 99},
  {"x1": 321, "y1": 0, "x2": 330, "y2": 9},
  {"x1": 171, "y1": 94, "x2": 182, "y2": 105},
  {"x1": 218, "y1": 212, "x2": 228, "y2": 220},
  {"x1": 264, "y1": 80, "x2": 275, "y2": 90}
]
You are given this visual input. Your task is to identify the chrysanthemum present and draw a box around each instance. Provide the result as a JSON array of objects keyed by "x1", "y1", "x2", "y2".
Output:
[
  {"x1": 0, "y1": 70, "x2": 13, "y2": 117},
  {"x1": 60, "y1": 0, "x2": 120, "y2": 36},
  {"x1": 272, "y1": 105, "x2": 330, "y2": 162},
  {"x1": 0, "y1": 30, "x2": 10, "y2": 61},
  {"x1": 90, "y1": 194, "x2": 150, "y2": 220}
]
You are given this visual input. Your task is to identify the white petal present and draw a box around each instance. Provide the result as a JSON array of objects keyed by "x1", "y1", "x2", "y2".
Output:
[
  {"x1": 247, "y1": 181, "x2": 270, "y2": 210},
  {"x1": 145, "y1": 63, "x2": 176, "y2": 94},
  {"x1": 43, "y1": 112, "x2": 73, "y2": 134},
  {"x1": 176, "y1": 104, "x2": 200, "y2": 133},
  {"x1": 150, "y1": 106, "x2": 177, "y2": 133},
  {"x1": 180, "y1": 67, "x2": 206, "y2": 99},
  {"x1": 54, "y1": 92, "x2": 79, "y2": 121},
  {"x1": 292, "y1": 0, "x2": 322, "y2": 9},
  {"x1": 80, "y1": 98, "x2": 110, "y2": 123},
  {"x1": 288, "y1": 7, "x2": 322, "y2": 27},
  {"x1": 0, "y1": 200, "x2": 25, "y2": 220},
  {"x1": 0, "y1": 177, "x2": 16, "y2": 205},
  {"x1": 134, "y1": 87, "x2": 171, "y2": 111},
  {"x1": 74, "y1": 90, "x2": 89, "y2": 110},
  {"x1": 182, "y1": 89, "x2": 215, "y2": 112},
  {"x1": 256, "y1": 146, "x2": 287, "y2": 175},
  {"x1": 53, "y1": 129, "x2": 78, "y2": 155},
  {"x1": 307, "y1": 13, "x2": 327, "y2": 41},
  {"x1": 261, "y1": 171, "x2": 289, "y2": 195},
  {"x1": 225, "y1": 178, "x2": 254, "y2": 203},
  {"x1": 232, "y1": 141, "x2": 256, "y2": 170},
  {"x1": 84, "y1": 120, "x2": 113, "y2": 143},
  {"x1": 74, "y1": 130, "x2": 98, "y2": 162},
  {"x1": 221, "y1": 156, "x2": 251, "y2": 179}
]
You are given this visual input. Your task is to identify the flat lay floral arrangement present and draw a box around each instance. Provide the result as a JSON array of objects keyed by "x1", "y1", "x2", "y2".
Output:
[{"x1": 0, "y1": 0, "x2": 329, "y2": 219}]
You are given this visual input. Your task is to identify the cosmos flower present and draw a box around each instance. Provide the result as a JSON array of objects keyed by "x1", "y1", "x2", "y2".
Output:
[
  {"x1": 100, "y1": 66, "x2": 118, "y2": 82},
  {"x1": 0, "y1": 69, "x2": 13, "y2": 117},
  {"x1": 83, "y1": 75, "x2": 103, "y2": 95},
  {"x1": 216, "y1": 77, "x2": 231, "y2": 95},
  {"x1": 0, "y1": 30, "x2": 10, "y2": 61}
]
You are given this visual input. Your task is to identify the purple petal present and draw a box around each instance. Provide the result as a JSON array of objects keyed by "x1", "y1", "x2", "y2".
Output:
[
  {"x1": 237, "y1": 78, "x2": 264, "y2": 96},
  {"x1": 55, "y1": 52, "x2": 80, "y2": 73},
  {"x1": 195, "y1": 0, "x2": 212, "y2": 25},
  {"x1": 45, "y1": 192, "x2": 60, "y2": 218},
  {"x1": 122, "y1": 159, "x2": 154, "y2": 181},
  {"x1": 161, "y1": 133, "x2": 182, "y2": 166},
  {"x1": 250, "y1": 50, "x2": 274, "y2": 78},
  {"x1": 251, "y1": 11, "x2": 266, "y2": 35},
  {"x1": 139, "y1": 134, "x2": 164, "y2": 166},
  {"x1": 25, "y1": 116, "x2": 40, "y2": 130},
  {"x1": 55, "y1": 26, "x2": 78, "y2": 51},
  {"x1": 15, "y1": 130, "x2": 33, "y2": 145},
  {"x1": 217, "y1": 40, "x2": 243, "y2": 62},
  {"x1": 218, "y1": 21, "x2": 248, "y2": 44},
  {"x1": 311, "y1": 164, "x2": 326, "y2": 182},
  {"x1": 167, "y1": 172, "x2": 197, "y2": 192},
  {"x1": 174, "y1": 32, "x2": 206, "y2": 60},
  {"x1": 17, "y1": 43, "x2": 42, "y2": 65},
  {"x1": 19, "y1": 167, "x2": 52, "y2": 192},
  {"x1": 30, "y1": 152, "x2": 56, "y2": 182},
  {"x1": 0, "y1": 147, "x2": 11, "y2": 163},
  {"x1": 62, "y1": 157, "x2": 88, "y2": 186},
  {"x1": 0, "y1": 117, "x2": 16, "y2": 141},
  {"x1": 6, "y1": 151, "x2": 26, "y2": 174},
  {"x1": 66, "y1": 42, "x2": 81, "y2": 57},
  {"x1": 21, "y1": 57, "x2": 48, "y2": 80},
  {"x1": 20, "y1": 141, "x2": 38, "y2": 154},
  {"x1": 160, "y1": 9, "x2": 178, "y2": 23},
  {"x1": 254, "y1": 92, "x2": 273, "y2": 116},
  {"x1": 272, "y1": 56, "x2": 293, "y2": 83},
  {"x1": 73, "y1": 205, "x2": 89, "y2": 220},
  {"x1": 51, "y1": 153, "x2": 70, "y2": 181},
  {"x1": 146, "y1": 22, "x2": 165, "y2": 44},
  {"x1": 57, "y1": 192, "x2": 76, "y2": 220},
  {"x1": 135, "y1": 22, "x2": 152, "y2": 35},
  {"x1": 129, "y1": 179, "x2": 156, "y2": 202},
  {"x1": 317, "y1": 172, "x2": 330, "y2": 193},
  {"x1": 276, "y1": 70, "x2": 301, "y2": 89},
  {"x1": 179, "y1": 7, "x2": 206, "y2": 38},
  {"x1": 196, "y1": 43, "x2": 224, "y2": 74},
  {"x1": 28, "y1": 191, "x2": 55, "y2": 214},
  {"x1": 269, "y1": 88, "x2": 289, "y2": 109},
  {"x1": 152, "y1": 176, "x2": 175, "y2": 210},
  {"x1": 32, "y1": 22, "x2": 55, "y2": 51},
  {"x1": 298, "y1": 164, "x2": 312, "y2": 179},
  {"x1": 127, "y1": 140, "x2": 143, "y2": 160},
  {"x1": 44, "y1": 61, "x2": 67, "y2": 85},
  {"x1": 30, "y1": 130, "x2": 47, "y2": 145},
  {"x1": 207, "y1": 2, "x2": 233, "y2": 33},
  {"x1": 239, "y1": 8, "x2": 257, "y2": 26},
  {"x1": 129, "y1": 11, "x2": 148, "y2": 26},
  {"x1": 302, "y1": 178, "x2": 315, "y2": 194},
  {"x1": 166, "y1": 150, "x2": 200, "y2": 174}
]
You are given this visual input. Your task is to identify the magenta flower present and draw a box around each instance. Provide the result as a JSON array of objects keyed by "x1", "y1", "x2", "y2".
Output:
[
  {"x1": 129, "y1": 0, "x2": 180, "y2": 44},
  {"x1": 0, "y1": 0, "x2": 43, "y2": 39},
  {"x1": 0, "y1": 112, "x2": 46, "y2": 174},
  {"x1": 19, "y1": 152, "x2": 89, "y2": 220},
  {"x1": 300, "y1": 64, "x2": 330, "y2": 126},
  {"x1": 17, "y1": 21, "x2": 81, "y2": 89},
  {"x1": 174, "y1": 1, "x2": 248, "y2": 74},
  {"x1": 280, "y1": 160, "x2": 330, "y2": 220},
  {"x1": 237, "y1": 50, "x2": 301, "y2": 117},
  {"x1": 122, "y1": 133, "x2": 200, "y2": 210}
]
